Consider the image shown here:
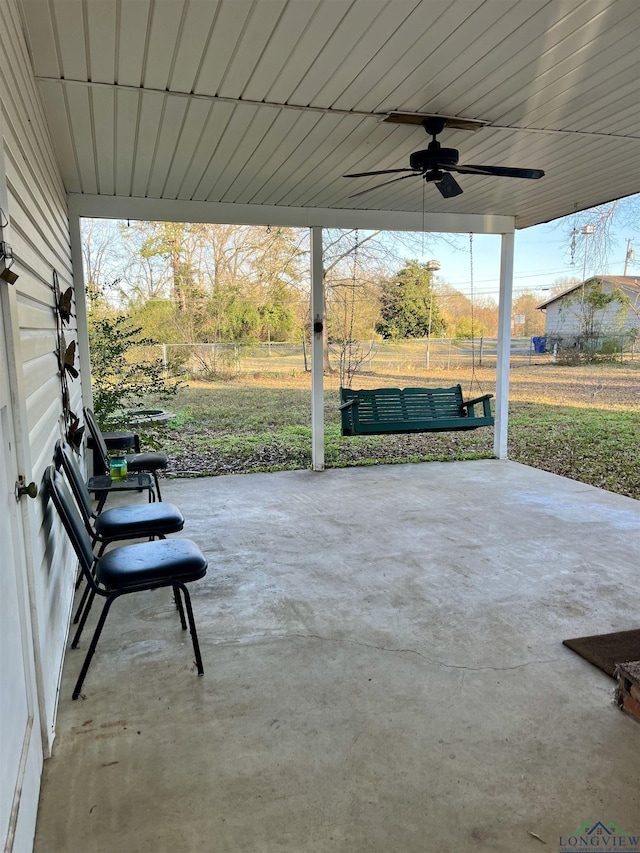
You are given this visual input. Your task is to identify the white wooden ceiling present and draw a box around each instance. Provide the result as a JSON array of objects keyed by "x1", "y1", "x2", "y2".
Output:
[{"x1": 19, "y1": 0, "x2": 640, "y2": 230}]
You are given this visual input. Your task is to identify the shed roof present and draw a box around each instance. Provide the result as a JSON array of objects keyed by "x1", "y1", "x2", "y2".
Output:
[
  {"x1": 18, "y1": 0, "x2": 640, "y2": 232},
  {"x1": 537, "y1": 276, "x2": 640, "y2": 309}
]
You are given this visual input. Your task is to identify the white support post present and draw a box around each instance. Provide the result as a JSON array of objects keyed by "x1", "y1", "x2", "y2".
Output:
[
  {"x1": 68, "y1": 213, "x2": 93, "y2": 409},
  {"x1": 494, "y1": 231, "x2": 515, "y2": 459},
  {"x1": 310, "y1": 226, "x2": 324, "y2": 471}
]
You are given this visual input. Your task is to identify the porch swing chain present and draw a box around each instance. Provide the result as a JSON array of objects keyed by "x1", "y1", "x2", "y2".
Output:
[
  {"x1": 469, "y1": 233, "x2": 483, "y2": 394},
  {"x1": 347, "y1": 228, "x2": 359, "y2": 381}
]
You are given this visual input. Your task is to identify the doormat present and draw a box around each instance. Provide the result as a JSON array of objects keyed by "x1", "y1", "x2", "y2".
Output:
[{"x1": 563, "y1": 630, "x2": 640, "y2": 678}]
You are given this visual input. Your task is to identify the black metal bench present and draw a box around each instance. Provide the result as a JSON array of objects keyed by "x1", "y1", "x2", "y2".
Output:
[{"x1": 339, "y1": 384, "x2": 494, "y2": 436}]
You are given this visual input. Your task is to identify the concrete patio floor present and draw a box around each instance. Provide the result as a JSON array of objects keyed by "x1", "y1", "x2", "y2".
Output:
[{"x1": 34, "y1": 460, "x2": 640, "y2": 852}]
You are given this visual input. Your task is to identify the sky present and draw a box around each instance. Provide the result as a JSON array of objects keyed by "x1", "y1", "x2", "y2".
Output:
[{"x1": 412, "y1": 200, "x2": 640, "y2": 302}]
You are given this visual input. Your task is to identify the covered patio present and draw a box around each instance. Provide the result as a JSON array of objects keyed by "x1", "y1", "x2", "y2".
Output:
[
  {"x1": 3, "y1": 1, "x2": 640, "y2": 849},
  {"x1": 35, "y1": 460, "x2": 640, "y2": 851}
]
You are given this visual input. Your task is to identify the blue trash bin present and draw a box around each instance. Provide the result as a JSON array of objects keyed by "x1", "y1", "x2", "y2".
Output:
[{"x1": 532, "y1": 336, "x2": 547, "y2": 354}]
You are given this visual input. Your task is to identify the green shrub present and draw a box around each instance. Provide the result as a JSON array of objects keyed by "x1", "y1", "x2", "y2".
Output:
[{"x1": 88, "y1": 312, "x2": 182, "y2": 428}]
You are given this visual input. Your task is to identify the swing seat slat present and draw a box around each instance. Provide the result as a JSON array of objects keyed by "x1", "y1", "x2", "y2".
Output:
[{"x1": 339, "y1": 385, "x2": 494, "y2": 436}]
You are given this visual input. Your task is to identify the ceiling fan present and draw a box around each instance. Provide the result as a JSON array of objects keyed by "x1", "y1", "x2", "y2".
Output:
[{"x1": 343, "y1": 116, "x2": 544, "y2": 199}]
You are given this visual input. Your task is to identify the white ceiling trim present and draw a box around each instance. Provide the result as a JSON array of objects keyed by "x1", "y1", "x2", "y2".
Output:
[
  {"x1": 37, "y1": 77, "x2": 640, "y2": 142},
  {"x1": 67, "y1": 193, "x2": 515, "y2": 235}
]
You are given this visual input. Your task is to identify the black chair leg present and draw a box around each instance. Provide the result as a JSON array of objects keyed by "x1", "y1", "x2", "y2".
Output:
[
  {"x1": 152, "y1": 471, "x2": 163, "y2": 501},
  {"x1": 73, "y1": 579, "x2": 92, "y2": 625},
  {"x1": 72, "y1": 588, "x2": 97, "y2": 647},
  {"x1": 73, "y1": 558, "x2": 100, "y2": 624},
  {"x1": 176, "y1": 582, "x2": 204, "y2": 676},
  {"x1": 173, "y1": 584, "x2": 187, "y2": 630},
  {"x1": 72, "y1": 593, "x2": 121, "y2": 700}
]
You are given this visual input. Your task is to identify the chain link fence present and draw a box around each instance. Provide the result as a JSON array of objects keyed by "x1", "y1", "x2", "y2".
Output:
[
  {"x1": 544, "y1": 333, "x2": 639, "y2": 364},
  {"x1": 129, "y1": 334, "x2": 639, "y2": 382}
]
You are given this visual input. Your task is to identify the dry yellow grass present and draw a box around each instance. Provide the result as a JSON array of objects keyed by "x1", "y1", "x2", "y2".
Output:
[
  {"x1": 144, "y1": 361, "x2": 639, "y2": 498},
  {"x1": 186, "y1": 361, "x2": 640, "y2": 411}
]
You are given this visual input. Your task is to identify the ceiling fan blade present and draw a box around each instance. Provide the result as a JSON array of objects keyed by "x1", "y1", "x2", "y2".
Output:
[
  {"x1": 434, "y1": 172, "x2": 463, "y2": 198},
  {"x1": 343, "y1": 168, "x2": 416, "y2": 178},
  {"x1": 451, "y1": 163, "x2": 545, "y2": 179},
  {"x1": 347, "y1": 173, "x2": 419, "y2": 199}
]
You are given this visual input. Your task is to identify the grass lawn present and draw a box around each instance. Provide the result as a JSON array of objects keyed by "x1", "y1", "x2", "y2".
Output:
[{"x1": 135, "y1": 362, "x2": 640, "y2": 500}]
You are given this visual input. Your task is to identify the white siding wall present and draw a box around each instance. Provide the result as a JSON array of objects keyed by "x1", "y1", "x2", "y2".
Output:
[
  {"x1": 0, "y1": 0, "x2": 77, "y2": 753},
  {"x1": 543, "y1": 283, "x2": 640, "y2": 338}
]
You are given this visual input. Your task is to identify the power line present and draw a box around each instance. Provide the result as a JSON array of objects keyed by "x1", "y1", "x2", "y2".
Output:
[{"x1": 443, "y1": 267, "x2": 579, "y2": 288}]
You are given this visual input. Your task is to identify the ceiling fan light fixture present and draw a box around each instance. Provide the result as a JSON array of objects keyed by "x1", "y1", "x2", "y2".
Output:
[
  {"x1": 410, "y1": 146, "x2": 459, "y2": 170},
  {"x1": 382, "y1": 112, "x2": 489, "y2": 132}
]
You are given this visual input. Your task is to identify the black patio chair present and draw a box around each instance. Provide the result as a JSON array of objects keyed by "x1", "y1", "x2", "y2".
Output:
[
  {"x1": 55, "y1": 439, "x2": 186, "y2": 624},
  {"x1": 45, "y1": 466, "x2": 207, "y2": 700},
  {"x1": 55, "y1": 440, "x2": 183, "y2": 556},
  {"x1": 84, "y1": 407, "x2": 169, "y2": 501}
]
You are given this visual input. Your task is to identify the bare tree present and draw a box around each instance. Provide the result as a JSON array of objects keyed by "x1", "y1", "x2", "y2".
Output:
[
  {"x1": 512, "y1": 291, "x2": 546, "y2": 336},
  {"x1": 549, "y1": 275, "x2": 582, "y2": 296},
  {"x1": 563, "y1": 194, "x2": 640, "y2": 277},
  {"x1": 81, "y1": 218, "x2": 127, "y2": 305}
]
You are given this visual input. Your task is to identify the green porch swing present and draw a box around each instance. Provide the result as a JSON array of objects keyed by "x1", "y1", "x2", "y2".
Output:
[{"x1": 339, "y1": 234, "x2": 494, "y2": 437}]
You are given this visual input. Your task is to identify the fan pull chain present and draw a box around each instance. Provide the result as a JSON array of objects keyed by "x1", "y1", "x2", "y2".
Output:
[
  {"x1": 348, "y1": 229, "x2": 359, "y2": 380},
  {"x1": 421, "y1": 179, "x2": 426, "y2": 255},
  {"x1": 340, "y1": 229, "x2": 359, "y2": 387}
]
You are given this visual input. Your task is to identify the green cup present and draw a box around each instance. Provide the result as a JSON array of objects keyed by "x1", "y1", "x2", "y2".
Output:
[{"x1": 109, "y1": 456, "x2": 128, "y2": 480}]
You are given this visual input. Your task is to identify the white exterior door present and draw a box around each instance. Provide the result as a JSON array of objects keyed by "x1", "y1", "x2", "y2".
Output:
[{"x1": 0, "y1": 296, "x2": 41, "y2": 852}]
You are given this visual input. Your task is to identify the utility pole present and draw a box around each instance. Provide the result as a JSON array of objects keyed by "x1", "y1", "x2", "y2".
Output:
[
  {"x1": 424, "y1": 259, "x2": 440, "y2": 369},
  {"x1": 582, "y1": 224, "x2": 594, "y2": 281},
  {"x1": 580, "y1": 224, "x2": 594, "y2": 343},
  {"x1": 623, "y1": 239, "x2": 634, "y2": 275},
  {"x1": 426, "y1": 289, "x2": 434, "y2": 368}
]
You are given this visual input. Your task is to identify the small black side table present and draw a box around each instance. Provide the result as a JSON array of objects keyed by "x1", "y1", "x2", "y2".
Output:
[{"x1": 87, "y1": 472, "x2": 155, "y2": 512}]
